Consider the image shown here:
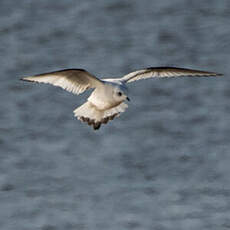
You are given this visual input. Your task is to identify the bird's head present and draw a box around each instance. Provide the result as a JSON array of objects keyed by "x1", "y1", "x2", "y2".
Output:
[{"x1": 113, "y1": 86, "x2": 130, "y2": 103}]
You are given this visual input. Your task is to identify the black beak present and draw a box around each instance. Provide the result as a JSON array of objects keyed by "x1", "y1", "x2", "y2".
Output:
[{"x1": 126, "y1": 97, "x2": 130, "y2": 101}]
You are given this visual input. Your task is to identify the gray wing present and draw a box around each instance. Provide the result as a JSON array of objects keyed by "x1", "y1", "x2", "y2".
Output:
[
  {"x1": 21, "y1": 69, "x2": 103, "y2": 95},
  {"x1": 120, "y1": 67, "x2": 222, "y2": 83}
]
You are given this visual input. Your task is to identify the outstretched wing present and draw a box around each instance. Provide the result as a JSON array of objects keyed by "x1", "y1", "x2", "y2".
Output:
[
  {"x1": 120, "y1": 67, "x2": 222, "y2": 83},
  {"x1": 21, "y1": 69, "x2": 103, "y2": 95}
]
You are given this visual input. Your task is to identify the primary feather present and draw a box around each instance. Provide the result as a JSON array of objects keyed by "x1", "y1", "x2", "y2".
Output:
[
  {"x1": 21, "y1": 69, "x2": 103, "y2": 95},
  {"x1": 120, "y1": 67, "x2": 222, "y2": 83}
]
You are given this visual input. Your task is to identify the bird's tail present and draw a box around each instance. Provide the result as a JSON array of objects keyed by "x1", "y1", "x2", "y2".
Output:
[{"x1": 73, "y1": 101, "x2": 128, "y2": 130}]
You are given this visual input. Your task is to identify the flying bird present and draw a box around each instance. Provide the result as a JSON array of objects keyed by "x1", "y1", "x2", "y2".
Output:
[{"x1": 21, "y1": 67, "x2": 222, "y2": 130}]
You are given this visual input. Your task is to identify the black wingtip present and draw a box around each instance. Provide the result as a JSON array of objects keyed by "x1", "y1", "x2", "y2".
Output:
[
  {"x1": 206, "y1": 72, "x2": 223, "y2": 77},
  {"x1": 217, "y1": 73, "x2": 224, "y2": 76},
  {"x1": 20, "y1": 78, "x2": 29, "y2": 82},
  {"x1": 20, "y1": 78, "x2": 37, "y2": 83}
]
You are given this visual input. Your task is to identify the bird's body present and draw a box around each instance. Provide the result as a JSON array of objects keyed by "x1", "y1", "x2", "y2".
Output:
[
  {"x1": 73, "y1": 81, "x2": 129, "y2": 129},
  {"x1": 87, "y1": 81, "x2": 126, "y2": 110},
  {"x1": 21, "y1": 67, "x2": 222, "y2": 130}
]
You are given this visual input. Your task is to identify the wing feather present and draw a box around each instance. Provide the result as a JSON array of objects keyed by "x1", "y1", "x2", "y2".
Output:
[
  {"x1": 120, "y1": 67, "x2": 222, "y2": 83},
  {"x1": 21, "y1": 69, "x2": 103, "y2": 95}
]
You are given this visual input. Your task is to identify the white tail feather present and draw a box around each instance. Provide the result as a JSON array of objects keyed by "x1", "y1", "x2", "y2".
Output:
[{"x1": 73, "y1": 102, "x2": 128, "y2": 130}]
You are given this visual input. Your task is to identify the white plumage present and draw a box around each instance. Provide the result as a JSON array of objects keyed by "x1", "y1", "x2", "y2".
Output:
[{"x1": 21, "y1": 67, "x2": 222, "y2": 130}]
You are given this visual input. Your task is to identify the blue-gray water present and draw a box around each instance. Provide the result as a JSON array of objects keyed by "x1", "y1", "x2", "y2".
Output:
[{"x1": 0, "y1": 0, "x2": 229, "y2": 229}]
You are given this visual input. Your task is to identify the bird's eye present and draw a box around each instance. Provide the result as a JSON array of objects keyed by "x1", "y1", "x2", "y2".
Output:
[{"x1": 117, "y1": 92, "x2": 122, "y2": 96}]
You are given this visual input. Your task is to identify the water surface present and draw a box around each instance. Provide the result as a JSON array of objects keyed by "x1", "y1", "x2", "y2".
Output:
[{"x1": 0, "y1": 0, "x2": 229, "y2": 229}]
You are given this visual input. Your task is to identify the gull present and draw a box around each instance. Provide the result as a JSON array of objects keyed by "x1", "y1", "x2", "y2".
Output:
[{"x1": 21, "y1": 67, "x2": 222, "y2": 130}]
